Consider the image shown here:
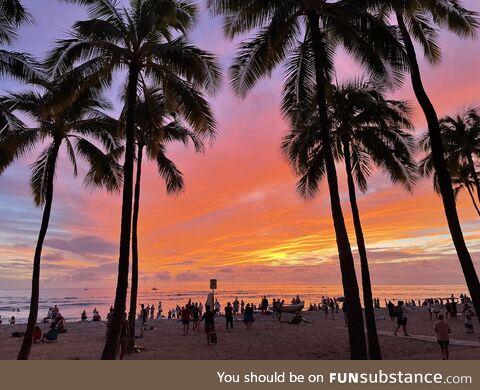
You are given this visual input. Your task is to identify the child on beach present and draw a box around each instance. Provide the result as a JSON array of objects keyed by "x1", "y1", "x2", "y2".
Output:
[{"x1": 435, "y1": 314, "x2": 451, "y2": 360}]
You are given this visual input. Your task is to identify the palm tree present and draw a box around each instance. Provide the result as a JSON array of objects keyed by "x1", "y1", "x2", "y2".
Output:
[
  {"x1": 0, "y1": 0, "x2": 40, "y2": 81},
  {"x1": 126, "y1": 85, "x2": 213, "y2": 352},
  {"x1": 283, "y1": 79, "x2": 417, "y2": 359},
  {"x1": 450, "y1": 163, "x2": 480, "y2": 217},
  {"x1": 53, "y1": 0, "x2": 221, "y2": 359},
  {"x1": 374, "y1": 0, "x2": 480, "y2": 326},
  {"x1": 420, "y1": 108, "x2": 480, "y2": 217},
  {"x1": 208, "y1": 0, "x2": 408, "y2": 359},
  {"x1": 0, "y1": 67, "x2": 121, "y2": 360},
  {"x1": 439, "y1": 108, "x2": 480, "y2": 202}
]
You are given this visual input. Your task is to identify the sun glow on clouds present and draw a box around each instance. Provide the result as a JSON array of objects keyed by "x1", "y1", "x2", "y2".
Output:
[{"x1": 0, "y1": 0, "x2": 479, "y2": 289}]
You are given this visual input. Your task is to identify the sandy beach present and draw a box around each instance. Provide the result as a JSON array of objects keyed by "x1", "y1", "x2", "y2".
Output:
[{"x1": 1, "y1": 307, "x2": 479, "y2": 360}]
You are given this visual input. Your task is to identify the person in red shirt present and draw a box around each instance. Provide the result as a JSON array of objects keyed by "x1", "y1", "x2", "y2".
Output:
[
  {"x1": 181, "y1": 306, "x2": 191, "y2": 336},
  {"x1": 32, "y1": 326, "x2": 42, "y2": 343}
]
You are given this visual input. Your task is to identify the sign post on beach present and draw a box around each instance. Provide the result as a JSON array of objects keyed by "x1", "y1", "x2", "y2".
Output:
[{"x1": 210, "y1": 279, "x2": 217, "y2": 311}]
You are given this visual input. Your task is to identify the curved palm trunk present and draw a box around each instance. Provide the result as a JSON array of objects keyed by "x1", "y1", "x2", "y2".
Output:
[
  {"x1": 343, "y1": 141, "x2": 382, "y2": 360},
  {"x1": 308, "y1": 11, "x2": 367, "y2": 359},
  {"x1": 396, "y1": 11, "x2": 480, "y2": 325},
  {"x1": 17, "y1": 140, "x2": 61, "y2": 360},
  {"x1": 465, "y1": 185, "x2": 480, "y2": 217},
  {"x1": 101, "y1": 63, "x2": 140, "y2": 359},
  {"x1": 127, "y1": 144, "x2": 143, "y2": 353}
]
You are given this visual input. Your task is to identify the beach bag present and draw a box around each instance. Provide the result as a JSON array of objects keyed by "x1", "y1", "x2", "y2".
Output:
[{"x1": 210, "y1": 332, "x2": 217, "y2": 344}]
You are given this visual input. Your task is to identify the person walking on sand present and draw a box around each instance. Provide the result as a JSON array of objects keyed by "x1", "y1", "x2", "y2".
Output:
[
  {"x1": 181, "y1": 306, "x2": 191, "y2": 336},
  {"x1": 277, "y1": 300, "x2": 284, "y2": 322},
  {"x1": 435, "y1": 314, "x2": 451, "y2": 360},
  {"x1": 225, "y1": 302, "x2": 234, "y2": 330},
  {"x1": 394, "y1": 302, "x2": 409, "y2": 336},
  {"x1": 200, "y1": 305, "x2": 215, "y2": 346}
]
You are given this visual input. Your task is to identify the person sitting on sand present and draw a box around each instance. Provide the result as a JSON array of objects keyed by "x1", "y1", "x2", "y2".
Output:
[
  {"x1": 435, "y1": 314, "x2": 451, "y2": 360},
  {"x1": 394, "y1": 302, "x2": 409, "y2": 336},
  {"x1": 288, "y1": 311, "x2": 310, "y2": 324},
  {"x1": 93, "y1": 310, "x2": 102, "y2": 322},
  {"x1": 42, "y1": 323, "x2": 59, "y2": 342},
  {"x1": 462, "y1": 305, "x2": 475, "y2": 334},
  {"x1": 200, "y1": 305, "x2": 215, "y2": 346},
  {"x1": 81, "y1": 310, "x2": 87, "y2": 321},
  {"x1": 56, "y1": 315, "x2": 67, "y2": 333},
  {"x1": 9, "y1": 316, "x2": 15, "y2": 324},
  {"x1": 52, "y1": 305, "x2": 59, "y2": 321},
  {"x1": 33, "y1": 326, "x2": 43, "y2": 343}
]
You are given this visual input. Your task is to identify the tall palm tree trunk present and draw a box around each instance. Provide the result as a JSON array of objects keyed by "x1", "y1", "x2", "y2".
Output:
[
  {"x1": 396, "y1": 11, "x2": 480, "y2": 324},
  {"x1": 101, "y1": 63, "x2": 140, "y2": 359},
  {"x1": 343, "y1": 140, "x2": 382, "y2": 360},
  {"x1": 308, "y1": 11, "x2": 367, "y2": 359},
  {"x1": 127, "y1": 144, "x2": 144, "y2": 353},
  {"x1": 465, "y1": 185, "x2": 480, "y2": 217},
  {"x1": 17, "y1": 140, "x2": 61, "y2": 360}
]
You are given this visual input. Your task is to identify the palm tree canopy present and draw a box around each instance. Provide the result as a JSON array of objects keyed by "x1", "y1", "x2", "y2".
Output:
[
  {"x1": 51, "y1": 0, "x2": 221, "y2": 136},
  {"x1": 420, "y1": 107, "x2": 480, "y2": 193},
  {"x1": 133, "y1": 84, "x2": 206, "y2": 194},
  {"x1": 0, "y1": 65, "x2": 122, "y2": 205},
  {"x1": 374, "y1": 0, "x2": 479, "y2": 64},
  {"x1": 208, "y1": 0, "x2": 409, "y2": 97},
  {"x1": 282, "y1": 79, "x2": 417, "y2": 198}
]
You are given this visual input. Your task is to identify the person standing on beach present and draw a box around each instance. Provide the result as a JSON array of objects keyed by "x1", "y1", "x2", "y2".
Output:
[
  {"x1": 181, "y1": 306, "x2": 191, "y2": 336},
  {"x1": 118, "y1": 312, "x2": 129, "y2": 360},
  {"x1": 150, "y1": 304, "x2": 155, "y2": 319},
  {"x1": 225, "y1": 302, "x2": 234, "y2": 330},
  {"x1": 462, "y1": 304, "x2": 475, "y2": 334},
  {"x1": 233, "y1": 298, "x2": 239, "y2": 315},
  {"x1": 277, "y1": 300, "x2": 284, "y2": 322},
  {"x1": 387, "y1": 301, "x2": 395, "y2": 321},
  {"x1": 214, "y1": 299, "x2": 221, "y2": 316},
  {"x1": 200, "y1": 305, "x2": 215, "y2": 346},
  {"x1": 159, "y1": 301, "x2": 163, "y2": 318},
  {"x1": 435, "y1": 314, "x2": 451, "y2": 360},
  {"x1": 240, "y1": 300, "x2": 245, "y2": 314},
  {"x1": 394, "y1": 302, "x2": 409, "y2": 336}
]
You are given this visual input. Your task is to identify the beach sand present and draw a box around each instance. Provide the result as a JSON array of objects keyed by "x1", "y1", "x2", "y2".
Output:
[{"x1": 1, "y1": 307, "x2": 479, "y2": 360}]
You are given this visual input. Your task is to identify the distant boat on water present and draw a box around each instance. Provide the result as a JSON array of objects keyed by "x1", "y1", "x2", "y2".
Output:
[{"x1": 152, "y1": 287, "x2": 158, "y2": 291}]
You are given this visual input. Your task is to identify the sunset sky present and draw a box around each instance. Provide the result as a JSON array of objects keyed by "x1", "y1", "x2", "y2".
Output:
[{"x1": 0, "y1": 0, "x2": 479, "y2": 290}]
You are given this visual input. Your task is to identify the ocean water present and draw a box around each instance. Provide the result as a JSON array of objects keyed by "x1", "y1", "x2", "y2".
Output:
[{"x1": 0, "y1": 284, "x2": 468, "y2": 324}]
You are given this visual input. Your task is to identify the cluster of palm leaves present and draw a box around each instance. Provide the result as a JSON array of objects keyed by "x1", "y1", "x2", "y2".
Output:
[{"x1": 0, "y1": 0, "x2": 479, "y2": 361}]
